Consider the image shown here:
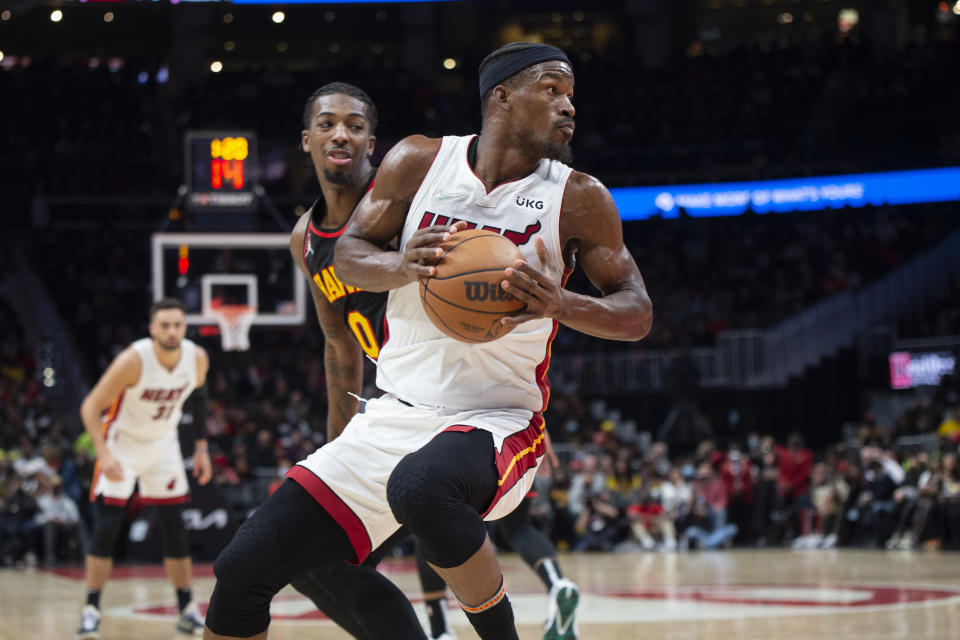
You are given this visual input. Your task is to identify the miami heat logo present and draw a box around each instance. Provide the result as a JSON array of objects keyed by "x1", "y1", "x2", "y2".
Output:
[
  {"x1": 417, "y1": 212, "x2": 540, "y2": 247},
  {"x1": 140, "y1": 385, "x2": 189, "y2": 403}
]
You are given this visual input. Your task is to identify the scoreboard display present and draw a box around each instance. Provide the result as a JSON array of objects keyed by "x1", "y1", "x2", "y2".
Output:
[{"x1": 184, "y1": 131, "x2": 257, "y2": 212}]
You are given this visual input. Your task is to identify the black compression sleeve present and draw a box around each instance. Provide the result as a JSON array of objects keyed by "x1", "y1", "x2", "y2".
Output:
[{"x1": 185, "y1": 385, "x2": 209, "y2": 441}]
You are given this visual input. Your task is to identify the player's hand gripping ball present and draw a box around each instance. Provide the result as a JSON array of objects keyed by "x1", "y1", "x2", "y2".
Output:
[{"x1": 418, "y1": 229, "x2": 525, "y2": 343}]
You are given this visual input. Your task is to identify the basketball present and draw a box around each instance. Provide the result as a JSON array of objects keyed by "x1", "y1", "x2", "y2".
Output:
[{"x1": 419, "y1": 229, "x2": 526, "y2": 343}]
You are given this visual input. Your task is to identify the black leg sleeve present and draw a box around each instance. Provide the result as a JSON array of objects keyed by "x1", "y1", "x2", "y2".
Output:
[
  {"x1": 497, "y1": 498, "x2": 557, "y2": 570},
  {"x1": 290, "y1": 572, "x2": 369, "y2": 640},
  {"x1": 205, "y1": 480, "x2": 356, "y2": 637},
  {"x1": 306, "y1": 563, "x2": 427, "y2": 640}
]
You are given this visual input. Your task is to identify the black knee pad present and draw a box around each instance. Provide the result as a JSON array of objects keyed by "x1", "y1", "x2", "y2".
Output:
[
  {"x1": 386, "y1": 430, "x2": 497, "y2": 568},
  {"x1": 207, "y1": 480, "x2": 358, "y2": 637},
  {"x1": 90, "y1": 501, "x2": 125, "y2": 558},
  {"x1": 213, "y1": 514, "x2": 285, "y2": 592},
  {"x1": 207, "y1": 515, "x2": 285, "y2": 636},
  {"x1": 415, "y1": 541, "x2": 448, "y2": 593},
  {"x1": 386, "y1": 452, "x2": 438, "y2": 528},
  {"x1": 156, "y1": 504, "x2": 189, "y2": 558}
]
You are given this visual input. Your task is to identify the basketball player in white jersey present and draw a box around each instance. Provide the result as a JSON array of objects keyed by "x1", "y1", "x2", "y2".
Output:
[
  {"x1": 77, "y1": 299, "x2": 212, "y2": 639},
  {"x1": 203, "y1": 42, "x2": 651, "y2": 640},
  {"x1": 291, "y1": 81, "x2": 579, "y2": 640}
]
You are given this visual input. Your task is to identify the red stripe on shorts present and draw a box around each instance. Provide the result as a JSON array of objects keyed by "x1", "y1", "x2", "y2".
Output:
[
  {"x1": 481, "y1": 415, "x2": 546, "y2": 518},
  {"x1": 140, "y1": 495, "x2": 189, "y2": 506},
  {"x1": 442, "y1": 424, "x2": 475, "y2": 433},
  {"x1": 286, "y1": 465, "x2": 372, "y2": 565}
]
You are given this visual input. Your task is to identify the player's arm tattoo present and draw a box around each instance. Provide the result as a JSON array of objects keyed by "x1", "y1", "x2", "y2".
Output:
[
  {"x1": 310, "y1": 280, "x2": 363, "y2": 442},
  {"x1": 291, "y1": 216, "x2": 363, "y2": 441},
  {"x1": 322, "y1": 332, "x2": 363, "y2": 441}
]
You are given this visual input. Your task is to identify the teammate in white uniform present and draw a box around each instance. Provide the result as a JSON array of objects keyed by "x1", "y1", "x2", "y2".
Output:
[
  {"x1": 203, "y1": 42, "x2": 652, "y2": 640},
  {"x1": 77, "y1": 299, "x2": 212, "y2": 639}
]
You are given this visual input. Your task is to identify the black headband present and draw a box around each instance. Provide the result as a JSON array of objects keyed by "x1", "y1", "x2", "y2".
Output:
[{"x1": 478, "y1": 44, "x2": 572, "y2": 98}]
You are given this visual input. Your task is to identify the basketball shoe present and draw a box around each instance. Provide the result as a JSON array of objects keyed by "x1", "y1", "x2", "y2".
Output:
[
  {"x1": 176, "y1": 600, "x2": 205, "y2": 635},
  {"x1": 76, "y1": 604, "x2": 100, "y2": 639},
  {"x1": 543, "y1": 578, "x2": 580, "y2": 640}
]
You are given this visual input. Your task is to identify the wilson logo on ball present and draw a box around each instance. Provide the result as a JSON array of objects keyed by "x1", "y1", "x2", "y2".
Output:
[
  {"x1": 418, "y1": 229, "x2": 526, "y2": 344},
  {"x1": 464, "y1": 281, "x2": 515, "y2": 302}
]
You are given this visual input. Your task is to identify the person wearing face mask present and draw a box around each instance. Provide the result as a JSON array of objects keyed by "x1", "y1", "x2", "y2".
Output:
[{"x1": 720, "y1": 443, "x2": 754, "y2": 543}]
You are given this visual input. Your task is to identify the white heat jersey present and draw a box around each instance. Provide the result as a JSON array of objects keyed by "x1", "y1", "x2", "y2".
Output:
[
  {"x1": 376, "y1": 135, "x2": 573, "y2": 415},
  {"x1": 103, "y1": 338, "x2": 198, "y2": 444}
]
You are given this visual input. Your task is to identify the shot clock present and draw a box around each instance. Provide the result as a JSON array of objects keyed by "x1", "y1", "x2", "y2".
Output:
[{"x1": 184, "y1": 131, "x2": 258, "y2": 212}]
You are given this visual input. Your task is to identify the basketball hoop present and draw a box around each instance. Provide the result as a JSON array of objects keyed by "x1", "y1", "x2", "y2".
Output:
[{"x1": 210, "y1": 304, "x2": 256, "y2": 351}]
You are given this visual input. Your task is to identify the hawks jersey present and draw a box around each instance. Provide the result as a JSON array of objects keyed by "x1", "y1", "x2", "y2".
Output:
[
  {"x1": 303, "y1": 190, "x2": 388, "y2": 360},
  {"x1": 103, "y1": 338, "x2": 199, "y2": 444},
  {"x1": 376, "y1": 134, "x2": 573, "y2": 415}
]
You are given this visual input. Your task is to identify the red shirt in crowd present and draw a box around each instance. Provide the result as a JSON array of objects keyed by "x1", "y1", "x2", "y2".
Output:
[
  {"x1": 720, "y1": 455, "x2": 754, "y2": 503},
  {"x1": 777, "y1": 445, "x2": 813, "y2": 499}
]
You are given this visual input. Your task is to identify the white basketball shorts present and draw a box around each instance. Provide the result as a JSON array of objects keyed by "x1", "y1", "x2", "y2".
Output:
[
  {"x1": 90, "y1": 432, "x2": 189, "y2": 506},
  {"x1": 287, "y1": 393, "x2": 546, "y2": 563}
]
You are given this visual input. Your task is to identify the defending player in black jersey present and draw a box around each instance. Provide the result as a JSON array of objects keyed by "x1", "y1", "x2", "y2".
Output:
[
  {"x1": 294, "y1": 83, "x2": 383, "y2": 441},
  {"x1": 296, "y1": 175, "x2": 385, "y2": 439},
  {"x1": 283, "y1": 82, "x2": 430, "y2": 640}
]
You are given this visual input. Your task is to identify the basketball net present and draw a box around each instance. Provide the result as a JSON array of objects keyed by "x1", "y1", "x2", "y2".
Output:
[{"x1": 210, "y1": 303, "x2": 256, "y2": 351}]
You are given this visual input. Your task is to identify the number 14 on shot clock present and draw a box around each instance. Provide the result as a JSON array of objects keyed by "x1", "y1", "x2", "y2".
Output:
[
  {"x1": 210, "y1": 136, "x2": 248, "y2": 189},
  {"x1": 184, "y1": 130, "x2": 258, "y2": 212}
]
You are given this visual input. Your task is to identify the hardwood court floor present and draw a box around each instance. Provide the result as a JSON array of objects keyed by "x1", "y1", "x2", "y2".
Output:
[{"x1": 2, "y1": 549, "x2": 960, "y2": 639}]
